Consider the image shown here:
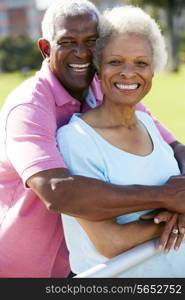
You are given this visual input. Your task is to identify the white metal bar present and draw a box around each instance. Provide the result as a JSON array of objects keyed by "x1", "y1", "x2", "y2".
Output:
[{"x1": 74, "y1": 238, "x2": 159, "y2": 278}]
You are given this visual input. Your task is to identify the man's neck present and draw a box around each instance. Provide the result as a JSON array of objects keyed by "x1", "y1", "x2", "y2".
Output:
[{"x1": 69, "y1": 89, "x2": 89, "y2": 103}]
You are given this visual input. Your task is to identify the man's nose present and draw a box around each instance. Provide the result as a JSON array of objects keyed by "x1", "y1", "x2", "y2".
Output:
[{"x1": 74, "y1": 44, "x2": 91, "y2": 58}]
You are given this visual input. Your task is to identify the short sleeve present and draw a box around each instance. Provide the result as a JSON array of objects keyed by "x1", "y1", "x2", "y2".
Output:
[
  {"x1": 136, "y1": 102, "x2": 176, "y2": 144},
  {"x1": 5, "y1": 103, "x2": 67, "y2": 185},
  {"x1": 57, "y1": 122, "x2": 106, "y2": 181}
]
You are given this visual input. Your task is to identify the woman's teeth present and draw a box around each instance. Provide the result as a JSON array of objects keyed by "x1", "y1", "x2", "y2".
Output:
[{"x1": 115, "y1": 83, "x2": 139, "y2": 90}]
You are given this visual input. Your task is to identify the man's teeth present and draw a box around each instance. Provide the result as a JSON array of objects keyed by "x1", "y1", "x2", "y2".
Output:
[
  {"x1": 69, "y1": 63, "x2": 90, "y2": 72},
  {"x1": 116, "y1": 84, "x2": 139, "y2": 90}
]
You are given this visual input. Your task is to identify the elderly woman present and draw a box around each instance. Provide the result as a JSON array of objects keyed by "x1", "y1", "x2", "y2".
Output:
[{"x1": 57, "y1": 6, "x2": 185, "y2": 277}]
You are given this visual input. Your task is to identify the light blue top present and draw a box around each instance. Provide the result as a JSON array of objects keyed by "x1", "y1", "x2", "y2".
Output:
[{"x1": 57, "y1": 111, "x2": 185, "y2": 277}]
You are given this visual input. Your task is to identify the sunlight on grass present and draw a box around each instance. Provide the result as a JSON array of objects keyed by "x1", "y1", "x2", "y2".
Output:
[
  {"x1": 0, "y1": 71, "x2": 35, "y2": 106},
  {"x1": 143, "y1": 65, "x2": 185, "y2": 143}
]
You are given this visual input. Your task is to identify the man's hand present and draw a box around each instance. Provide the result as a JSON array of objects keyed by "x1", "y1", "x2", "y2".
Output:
[
  {"x1": 141, "y1": 210, "x2": 185, "y2": 252},
  {"x1": 163, "y1": 174, "x2": 185, "y2": 213}
]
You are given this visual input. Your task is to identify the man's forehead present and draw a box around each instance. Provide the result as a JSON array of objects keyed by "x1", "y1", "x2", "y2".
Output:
[{"x1": 54, "y1": 13, "x2": 98, "y2": 38}]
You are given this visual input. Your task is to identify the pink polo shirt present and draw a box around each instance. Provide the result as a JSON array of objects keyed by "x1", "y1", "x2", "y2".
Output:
[
  {"x1": 0, "y1": 61, "x2": 102, "y2": 278},
  {"x1": 0, "y1": 61, "x2": 175, "y2": 278}
]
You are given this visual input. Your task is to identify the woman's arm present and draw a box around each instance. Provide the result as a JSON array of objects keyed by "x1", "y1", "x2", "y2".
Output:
[{"x1": 76, "y1": 217, "x2": 163, "y2": 258}]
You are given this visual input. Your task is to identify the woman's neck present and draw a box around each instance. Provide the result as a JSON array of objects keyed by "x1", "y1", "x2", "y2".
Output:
[{"x1": 97, "y1": 100, "x2": 138, "y2": 129}]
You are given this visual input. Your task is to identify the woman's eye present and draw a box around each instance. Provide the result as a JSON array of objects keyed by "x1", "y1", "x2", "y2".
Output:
[
  {"x1": 137, "y1": 61, "x2": 149, "y2": 67},
  {"x1": 108, "y1": 60, "x2": 121, "y2": 65}
]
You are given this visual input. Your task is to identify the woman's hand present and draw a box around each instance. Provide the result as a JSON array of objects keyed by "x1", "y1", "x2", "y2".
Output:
[{"x1": 140, "y1": 210, "x2": 185, "y2": 252}]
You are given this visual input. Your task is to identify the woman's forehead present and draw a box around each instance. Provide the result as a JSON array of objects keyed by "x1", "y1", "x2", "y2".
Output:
[{"x1": 102, "y1": 33, "x2": 152, "y2": 57}]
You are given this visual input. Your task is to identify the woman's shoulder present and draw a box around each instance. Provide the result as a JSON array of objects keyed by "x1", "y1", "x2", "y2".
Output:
[
  {"x1": 136, "y1": 110, "x2": 154, "y2": 124},
  {"x1": 57, "y1": 113, "x2": 85, "y2": 139},
  {"x1": 80, "y1": 107, "x2": 100, "y2": 127},
  {"x1": 57, "y1": 112, "x2": 99, "y2": 148}
]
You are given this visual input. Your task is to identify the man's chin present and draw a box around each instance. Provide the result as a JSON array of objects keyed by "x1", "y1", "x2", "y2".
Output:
[{"x1": 70, "y1": 77, "x2": 94, "y2": 90}]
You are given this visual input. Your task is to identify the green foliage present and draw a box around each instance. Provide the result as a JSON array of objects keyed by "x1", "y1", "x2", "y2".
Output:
[
  {"x1": 126, "y1": 0, "x2": 184, "y2": 7},
  {"x1": 0, "y1": 35, "x2": 42, "y2": 72},
  {"x1": 125, "y1": 0, "x2": 185, "y2": 71},
  {"x1": 180, "y1": 33, "x2": 185, "y2": 63}
]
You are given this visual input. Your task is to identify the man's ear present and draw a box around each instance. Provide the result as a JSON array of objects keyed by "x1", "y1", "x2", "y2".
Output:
[{"x1": 38, "y1": 39, "x2": 50, "y2": 59}]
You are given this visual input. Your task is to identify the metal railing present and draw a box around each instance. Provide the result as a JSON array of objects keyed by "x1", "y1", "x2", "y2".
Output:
[{"x1": 74, "y1": 238, "x2": 159, "y2": 278}]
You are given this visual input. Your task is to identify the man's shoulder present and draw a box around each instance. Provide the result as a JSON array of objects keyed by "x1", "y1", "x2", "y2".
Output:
[{"x1": 2, "y1": 71, "x2": 55, "y2": 114}]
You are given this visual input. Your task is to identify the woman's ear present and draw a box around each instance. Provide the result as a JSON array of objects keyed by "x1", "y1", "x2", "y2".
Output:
[{"x1": 38, "y1": 39, "x2": 50, "y2": 59}]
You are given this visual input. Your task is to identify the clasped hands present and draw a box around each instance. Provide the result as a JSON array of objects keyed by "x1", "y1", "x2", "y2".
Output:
[
  {"x1": 141, "y1": 174, "x2": 185, "y2": 253},
  {"x1": 141, "y1": 210, "x2": 185, "y2": 253}
]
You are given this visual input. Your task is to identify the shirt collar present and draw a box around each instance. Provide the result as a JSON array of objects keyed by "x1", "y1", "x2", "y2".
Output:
[{"x1": 39, "y1": 60, "x2": 103, "y2": 107}]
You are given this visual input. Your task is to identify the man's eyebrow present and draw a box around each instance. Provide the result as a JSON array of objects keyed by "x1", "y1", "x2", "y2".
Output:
[
  {"x1": 56, "y1": 33, "x2": 98, "y2": 40},
  {"x1": 57, "y1": 36, "x2": 75, "y2": 40}
]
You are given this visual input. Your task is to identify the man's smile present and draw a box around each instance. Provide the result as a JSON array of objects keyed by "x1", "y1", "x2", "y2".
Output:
[{"x1": 68, "y1": 63, "x2": 91, "y2": 72}]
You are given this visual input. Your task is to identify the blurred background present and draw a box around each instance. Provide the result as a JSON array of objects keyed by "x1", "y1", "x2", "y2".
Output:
[{"x1": 0, "y1": 0, "x2": 185, "y2": 142}]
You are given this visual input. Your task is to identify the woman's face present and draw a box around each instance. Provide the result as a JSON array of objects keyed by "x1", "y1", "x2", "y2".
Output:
[{"x1": 99, "y1": 33, "x2": 154, "y2": 106}]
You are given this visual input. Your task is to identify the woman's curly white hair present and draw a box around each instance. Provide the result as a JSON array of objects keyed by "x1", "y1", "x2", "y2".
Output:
[{"x1": 94, "y1": 5, "x2": 168, "y2": 73}]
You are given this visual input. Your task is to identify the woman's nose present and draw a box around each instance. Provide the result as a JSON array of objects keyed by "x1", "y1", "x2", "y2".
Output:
[{"x1": 120, "y1": 64, "x2": 135, "y2": 77}]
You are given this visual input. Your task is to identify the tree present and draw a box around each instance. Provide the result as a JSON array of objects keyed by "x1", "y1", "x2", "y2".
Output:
[
  {"x1": 125, "y1": 0, "x2": 185, "y2": 72},
  {"x1": 0, "y1": 35, "x2": 42, "y2": 72}
]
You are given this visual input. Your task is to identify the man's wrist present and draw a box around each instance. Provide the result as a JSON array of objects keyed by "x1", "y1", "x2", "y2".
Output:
[{"x1": 153, "y1": 185, "x2": 167, "y2": 209}]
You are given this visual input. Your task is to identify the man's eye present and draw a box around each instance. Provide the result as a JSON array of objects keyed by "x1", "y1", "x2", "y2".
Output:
[
  {"x1": 86, "y1": 39, "x2": 96, "y2": 46},
  {"x1": 57, "y1": 41, "x2": 75, "y2": 47}
]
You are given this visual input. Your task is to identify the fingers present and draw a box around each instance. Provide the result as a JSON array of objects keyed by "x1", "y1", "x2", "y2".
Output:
[
  {"x1": 173, "y1": 214, "x2": 185, "y2": 250},
  {"x1": 177, "y1": 214, "x2": 185, "y2": 235},
  {"x1": 163, "y1": 226, "x2": 179, "y2": 253},
  {"x1": 158, "y1": 213, "x2": 178, "y2": 252},
  {"x1": 140, "y1": 209, "x2": 164, "y2": 220},
  {"x1": 154, "y1": 210, "x2": 173, "y2": 224},
  {"x1": 174, "y1": 232, "x2": 184, "y2": 251},
  {"x1": 140, "y1": 211, "x2": 158, "y2": 220}
]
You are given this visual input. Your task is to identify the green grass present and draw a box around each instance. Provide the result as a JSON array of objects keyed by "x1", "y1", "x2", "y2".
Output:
[
  {"x1": 1, "y1": 67, "x2": 185, "y2": 143},
  {"x1": 0, "y1": 71, "x2": 35, "y2": 106},
  {"x1": 142, "y1": 65, "x2": 185, "y2": 143}
]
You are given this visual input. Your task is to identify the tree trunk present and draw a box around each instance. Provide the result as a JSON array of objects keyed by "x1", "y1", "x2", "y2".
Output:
[{"x1": 166, "y1": 0, "x2": 183, "y2": 72}]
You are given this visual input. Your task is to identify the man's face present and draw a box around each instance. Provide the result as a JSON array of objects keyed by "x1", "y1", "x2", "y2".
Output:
[{"x1": 48, "y1": 12, "x2": 98, "y2": 99}]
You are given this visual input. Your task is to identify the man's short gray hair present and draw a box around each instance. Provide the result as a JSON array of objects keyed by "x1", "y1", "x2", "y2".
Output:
[
  {"x1": 41, "y1": 0, "x2": 101, "y2": 42},
  {"x1": 94, "y1": 5, "x2": 168, "y2": 73}
]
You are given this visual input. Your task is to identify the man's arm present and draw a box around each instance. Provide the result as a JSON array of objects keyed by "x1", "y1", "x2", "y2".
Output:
[
  {"x1": 27, "y1": 109, "x2": 185, "y2": 221},
  {"x1": 27, "y1": 168, "x2": 185, "y2": 221}
]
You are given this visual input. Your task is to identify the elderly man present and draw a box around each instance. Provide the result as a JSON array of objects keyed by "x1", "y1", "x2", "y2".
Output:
[{"x1": 0, "y1": 0, "x2": 185, "y2": 278}]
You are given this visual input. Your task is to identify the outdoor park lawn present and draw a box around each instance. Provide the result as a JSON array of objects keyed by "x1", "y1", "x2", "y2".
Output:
[
  {"x1": 0, "y1": 66, "x2": 185, "y2": 143},
  {"x1": 142, "y1": 65, "x2": 185, "y2": 144}
]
